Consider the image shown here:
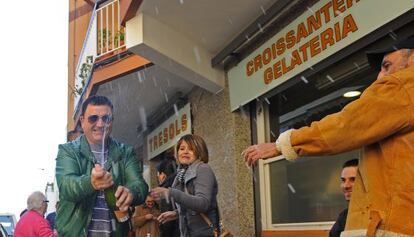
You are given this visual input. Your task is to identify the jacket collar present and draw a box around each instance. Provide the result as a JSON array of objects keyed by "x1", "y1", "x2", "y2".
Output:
[
  {"x1": 79, "y1": 135, "x2": 122, "y2": 171},
  {"x1": 184, "y1": 160, "x2": 203, "y2": 184}
]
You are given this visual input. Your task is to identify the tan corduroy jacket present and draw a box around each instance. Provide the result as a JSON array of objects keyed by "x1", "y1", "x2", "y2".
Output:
[{"x1": 279, "y1": 67, "x2": 414, "y2": 237}]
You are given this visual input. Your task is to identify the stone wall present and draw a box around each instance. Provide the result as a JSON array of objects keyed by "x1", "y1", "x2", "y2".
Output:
[{"x1": 188, "y1": 78, "x2": 254, "y2": 237}]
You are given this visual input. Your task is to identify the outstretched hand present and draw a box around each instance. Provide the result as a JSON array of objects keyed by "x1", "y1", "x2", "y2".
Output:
[
  {"x1": 242, "y1": 143, "x2": 280, "y2": 167},
  {"x1": 150, "y1": 187, "x2": 169, "y2": 201}
]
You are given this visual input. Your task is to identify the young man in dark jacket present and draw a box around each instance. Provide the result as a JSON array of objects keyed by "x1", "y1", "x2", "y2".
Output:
[{"x1": 330, "y1": 159, "x2": 358, "y2": 237}]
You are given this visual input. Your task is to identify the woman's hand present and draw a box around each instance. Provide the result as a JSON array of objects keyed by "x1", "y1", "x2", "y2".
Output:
[
  {"x1": 144, "y1": 213, "x2": 154, "y2": 220},
  {"x1": 157, "y1": 211, "x2": 178, "y2": 224},
  {"x1": 150, "y1": 187, "x2": 170, "y2": 201}
]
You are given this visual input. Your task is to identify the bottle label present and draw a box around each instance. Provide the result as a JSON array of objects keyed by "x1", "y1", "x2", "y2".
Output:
[{"x1": 114, "y1": 210, "x2": 129, "y2": 222}]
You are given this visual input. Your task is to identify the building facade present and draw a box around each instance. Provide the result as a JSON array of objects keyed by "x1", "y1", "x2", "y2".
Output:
[{"x1": 67, "y1": 0, "x2": 414, "y2": 236}]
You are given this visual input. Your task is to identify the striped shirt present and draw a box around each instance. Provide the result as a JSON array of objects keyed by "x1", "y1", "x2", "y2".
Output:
[{"x1": 88, "y1": 146, "x2": 112, "y2": 237}]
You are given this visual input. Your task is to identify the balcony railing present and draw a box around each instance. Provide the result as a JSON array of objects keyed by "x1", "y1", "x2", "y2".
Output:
[
  {"x1": 97, "y1": 0, "x2": 125, "y2": 57},
  {"x1": 73, "y1": 0, "x2": 126, "y2": 117}
]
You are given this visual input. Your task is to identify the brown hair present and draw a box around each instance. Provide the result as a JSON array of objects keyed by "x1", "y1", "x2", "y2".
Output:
[{"x1": 176, "y1": 134, "x2": 209, "y2": 163}]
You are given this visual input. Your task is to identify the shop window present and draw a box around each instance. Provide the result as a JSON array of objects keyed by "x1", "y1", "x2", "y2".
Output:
[
  {"x1": 269, "y1": 150, "x2": 359, "y2": 225},
  {"x1": 264, "y1": 90, "x2": 363, "y2": 226},
  {"x1": 260, "y1": 51, "x2": 375, "y2": 229}
]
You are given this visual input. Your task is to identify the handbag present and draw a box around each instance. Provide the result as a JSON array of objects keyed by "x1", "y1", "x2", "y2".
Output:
[{"x1": 200, "y1": 211, "x2": 233, "y2": 237}]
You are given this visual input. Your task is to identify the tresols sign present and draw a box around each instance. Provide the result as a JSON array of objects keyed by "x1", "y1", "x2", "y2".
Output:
[
  {"x1": 147, "y1": 103, "x2": 191, "y2": 159},
  {"x1": 228, "y1": 0, "x2": 414, "y2": 111}
]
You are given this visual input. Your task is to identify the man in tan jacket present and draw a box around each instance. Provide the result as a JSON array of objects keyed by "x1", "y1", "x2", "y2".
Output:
[{"x1": 243, "y1": 36, "x2": 414, "y2": 237}]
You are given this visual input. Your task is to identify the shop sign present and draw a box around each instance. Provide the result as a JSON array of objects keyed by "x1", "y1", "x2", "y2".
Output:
[
  {"x1": 228, "y1": 0, "x2": 414, "y2": 111},
  {"x1": 147, "y1": 103, "x2": 191, "y2": 159}
]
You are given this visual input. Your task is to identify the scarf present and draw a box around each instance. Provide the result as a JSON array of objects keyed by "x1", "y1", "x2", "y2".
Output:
[{"x1": 176, "y1": 165, "x2": 188, "y2": 184}]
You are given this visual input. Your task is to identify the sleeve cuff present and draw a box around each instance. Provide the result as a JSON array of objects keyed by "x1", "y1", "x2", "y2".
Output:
[
  {"x1": 276, "y1": 129, "x2": 299, "y2": 161},
  {"x1": 169, "y1": 187, "x2": 177, "y2": 200}
]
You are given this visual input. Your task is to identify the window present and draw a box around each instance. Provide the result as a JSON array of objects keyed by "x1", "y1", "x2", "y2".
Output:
[
  {"x1": 258, "y1": 48, "x2": 375, "y2": 230},
  {"x1": 0, "y1": 215, "x2": 15, "y2": 236},
  {"x1": 269, "y1": 151, "x2": 359, "y2": 224}
]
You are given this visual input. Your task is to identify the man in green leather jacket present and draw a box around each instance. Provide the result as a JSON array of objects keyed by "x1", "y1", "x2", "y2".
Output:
[{"x1": 55, "y1": 95, "x2": 148, "y2": 237}]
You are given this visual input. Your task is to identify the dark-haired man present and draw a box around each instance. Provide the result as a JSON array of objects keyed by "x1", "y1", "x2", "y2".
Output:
[
  {"x1": 55, "y1": 95, "x2": 148, "y2": 237},
  {"x1": 156, "y1": 158, "x2": 180, "y2": 237},
  {"x1": 330, "y1": 159, "x2": 358, "y2": 237},
  {"x1": 243, "y1": 37, "x2": 414, "y2": 236}
]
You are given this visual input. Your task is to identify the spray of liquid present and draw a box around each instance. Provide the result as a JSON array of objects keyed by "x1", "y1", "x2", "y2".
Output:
[
  {"x1": 101, "y1": 117, "x2": 117, "y2": 231},
  {"x1": 101, "y1": 121, "x2": 108, "y2": 166}
]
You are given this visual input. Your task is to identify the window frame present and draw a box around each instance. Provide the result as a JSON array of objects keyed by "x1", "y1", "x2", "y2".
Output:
[{"x1": 256, "y1": 100, "x2": 334, "y2": 231}]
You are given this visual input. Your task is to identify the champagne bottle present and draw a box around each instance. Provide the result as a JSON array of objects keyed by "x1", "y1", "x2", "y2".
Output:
[{"x1": 104, "y1": 185, "x2": 130, "y2": 223}]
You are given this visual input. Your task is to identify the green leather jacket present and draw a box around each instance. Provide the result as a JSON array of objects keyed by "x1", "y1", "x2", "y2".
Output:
[{"x1": 55, "y1": 135, "x2": 148, "y2": 237}]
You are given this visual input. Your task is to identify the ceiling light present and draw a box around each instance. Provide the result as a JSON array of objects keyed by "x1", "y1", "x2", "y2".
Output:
[{"x1": 343, "y1": 91, "x2": 361, "y2": 98}]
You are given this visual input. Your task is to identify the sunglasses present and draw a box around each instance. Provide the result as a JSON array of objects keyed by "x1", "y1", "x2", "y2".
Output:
[{"x1": 87, "y1": 114, "x2": 113, "y2": 124}]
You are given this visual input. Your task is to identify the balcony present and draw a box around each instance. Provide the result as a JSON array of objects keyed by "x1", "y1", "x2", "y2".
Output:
[
  {"x1": 96, "y1": 0, "x2": 125, "y2": 57},
  {"x1": 73, "y1": 0, "x2": 126, "y2": 114}
]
